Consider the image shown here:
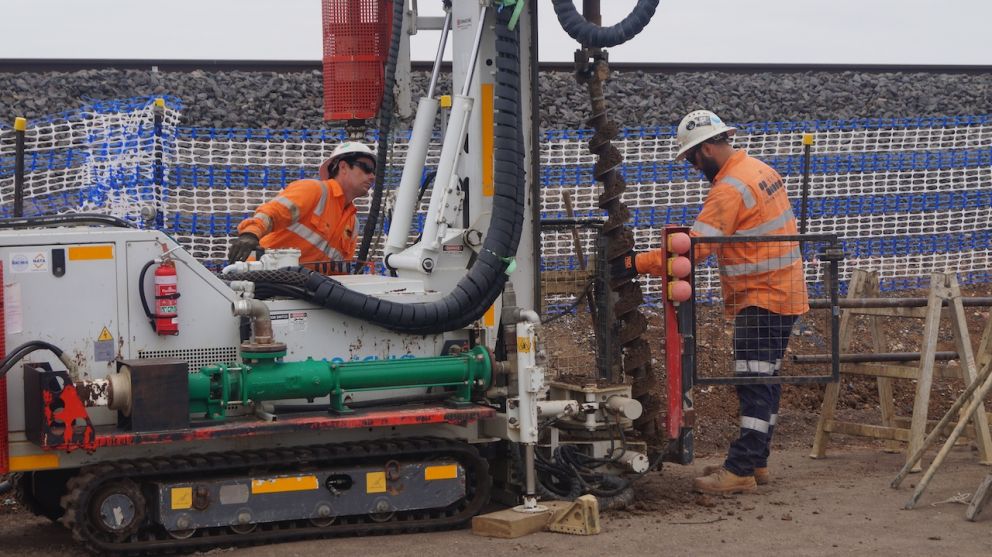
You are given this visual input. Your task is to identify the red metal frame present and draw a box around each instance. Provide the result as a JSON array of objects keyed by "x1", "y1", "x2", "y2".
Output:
[
  {"x1": 38, "y1": 405, "x2": 495, "y2": 453},
  {"x1": 0, "y1": 262, "x2": 8, "y2": 473},
  {"x1": 321, "y1": 0, "x2": 393, "y2": 121},
  {"x1": 662, "y1": 226, "x2": 690, "y2": 441}
]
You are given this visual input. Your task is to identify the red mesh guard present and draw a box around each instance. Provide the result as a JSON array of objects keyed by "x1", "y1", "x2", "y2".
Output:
[
  {"x1": 0, "y1": 262, "x2": 8, "y2": 473},
  {"x1": 322, "y1": 0, "x2": 393, "y2": 121}
]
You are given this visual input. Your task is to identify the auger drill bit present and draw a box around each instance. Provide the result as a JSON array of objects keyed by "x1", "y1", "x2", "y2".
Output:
[{"x1": 575, "y1": 52, "x2": 661, "y2": 441}]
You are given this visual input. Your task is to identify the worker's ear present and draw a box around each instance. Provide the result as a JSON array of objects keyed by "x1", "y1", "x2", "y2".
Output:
[{"x1": 698, "y1": 141, "x2": 712, "y2": 160}]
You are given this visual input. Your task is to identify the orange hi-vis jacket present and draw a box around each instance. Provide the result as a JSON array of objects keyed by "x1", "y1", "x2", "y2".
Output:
[
  {"x1": 237, "y1": 178, "x2": 358, "y2": 271},
  {"x1": 637, "y1": 150, "x2": 809, "y2": 317}
]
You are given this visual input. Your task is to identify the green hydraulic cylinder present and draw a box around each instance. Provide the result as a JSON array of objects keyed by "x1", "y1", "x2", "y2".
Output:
[{"x1": 188, "y1": 346, "x2": 493, "y2": 419}]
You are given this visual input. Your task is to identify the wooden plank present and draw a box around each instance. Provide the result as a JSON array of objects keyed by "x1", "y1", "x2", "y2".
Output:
[
  {"x1": 541, "y1": 270, "x2": 593, "y2": 296},
  {"x1": 472, "y1": 507, "x2": 552, "y2": 538},
  {"x1": 966, "y1": 474, "x2": 992, "y2": 521},
  {"x1": 844, "y1": 363, "x2": 963, "y2": 380},
  {"x1": 976, "y1": 309, "x2": 992, "y2": 372},
  {"x1": 865, "y1": 272, "x2": 902, "y2": 453},
  {"x1": 947, "y1": 274, "x2": 992, "y2": 464},
  {"x1": 891, "y1": 416, "x2": 979, "y2": 440},
  {"x1": 848, "y1": 306, "x2": 929, "y2": 318},
  {"x1": 824, "y1": 420, "x2": 912, "y2": 442},
  {"x1": 811, "y1": 270, "x2": 870, "y2": 459},
  {"x1": 906, "y1": 274, "x2": 946, "y2": 471}
]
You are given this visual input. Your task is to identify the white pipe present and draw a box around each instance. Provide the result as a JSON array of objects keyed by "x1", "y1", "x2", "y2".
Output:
[
  {"x1": 385, "y1": 96, "x2": 440, "y2": 257},
  {"x1": 384, "y1": 252, "x2": 427, "y2": 273},
  {"x1": 421, "y1": 94, "x2": 473, "y2": 252},
  {"x1": 537, "y1": 399, "x2": 579, "y2": 418},
  {"x1": 605, "y1": 395, "x2": 644, "y2": 420},
  {"x1": 519, "y1": 310, "x2": 540, "y2": 324},
  {"x1": 232, "y1": 299, "x2": 273, "y2": 344}
]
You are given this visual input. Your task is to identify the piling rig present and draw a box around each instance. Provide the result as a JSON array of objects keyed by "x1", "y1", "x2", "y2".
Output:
[{"x1": 0, "y1": 2, "x2": 670, "y2": 555}]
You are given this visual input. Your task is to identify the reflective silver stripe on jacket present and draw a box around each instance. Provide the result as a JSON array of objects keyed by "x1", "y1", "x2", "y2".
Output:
[
  {"x1": 721, "y1": 246, "x2": 802, "y2": 277},
  {"x1": 734, "y1": 360, "x2": 777, "y2": 375},
  {"x1": 740, "y1": 416, "x2": 770, "y2": 433},
  {"x1": 720, "y1": 176, "x2": 756, "y2": 209},
  {"x1": 252, "y1": 212, "x2": 273, "y2": 233},
  {"x1": 691, "y1": 220, "x2": 724, "y2": 237},
  {"x1": 275, "y1": 196, "x2": 300, "y2": 223},
  {"x1": 735, "y1": 208, "x2": 796, "y2": 236},
  {"x1": 288, "y1": 222, "x2": 345, "y2": 261},
  {"x1": 769, "y1": 414, "x2": 778, "y2": 426},
  {"x1": 311, "y1": 180, "x2": 330, "y2": 217}
]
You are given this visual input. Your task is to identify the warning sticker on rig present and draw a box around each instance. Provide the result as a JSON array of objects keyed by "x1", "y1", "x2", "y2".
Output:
[{"x1": 366, "y1": 471, "x2": 386, "y2": 494}]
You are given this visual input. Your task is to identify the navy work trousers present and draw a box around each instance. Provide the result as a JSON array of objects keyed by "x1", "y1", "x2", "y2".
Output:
[{"x1": 723, "y1": 306, "x2": 798, "y2": 477}]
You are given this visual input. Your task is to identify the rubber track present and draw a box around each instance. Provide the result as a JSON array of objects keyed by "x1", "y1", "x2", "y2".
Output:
[{"x1": 60, "y1": 437, "x2": 491, "y2": 556}]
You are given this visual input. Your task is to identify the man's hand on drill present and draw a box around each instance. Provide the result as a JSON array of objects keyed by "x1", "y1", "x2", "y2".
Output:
[
  {"x1": 227, "y1": 233, "x2": 260, "y2": 264},
  {"x1": 610, "y1": 250, "x2": 641, "y2": 281}
]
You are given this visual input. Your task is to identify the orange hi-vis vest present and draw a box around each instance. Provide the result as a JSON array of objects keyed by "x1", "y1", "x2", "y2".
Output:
[
  {"x1": 237, "y1": 178, "x2": 358, "y2": 271},
  {"x1": 638, "y1": 150, "x2": 809, "y2": 317}
]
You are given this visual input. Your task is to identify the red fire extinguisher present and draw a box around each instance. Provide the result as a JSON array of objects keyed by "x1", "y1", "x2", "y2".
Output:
[{"x1": 154, "y1": 259, "x2": 180, "y2": 335}]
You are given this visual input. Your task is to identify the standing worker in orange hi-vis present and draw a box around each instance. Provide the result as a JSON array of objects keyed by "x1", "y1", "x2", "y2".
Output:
[
  {"x1": 228, "y1": 141, "x2": 377, "y2": 274},
  {"x1": 611, "y1": 109, "x2": 809, "y2": 496}
]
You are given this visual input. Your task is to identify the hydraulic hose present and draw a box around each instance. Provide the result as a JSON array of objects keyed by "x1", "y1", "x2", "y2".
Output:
[
  {"x1": 551, "y1": 0, "x2": 659, "y2": 48},
  {"x1": 355, "y1": 0, "x2": 407, "y2": 270},
  {"x1": 253, "y1": 9, "x2": 525, "y2": 335},
  {"x1": 0, "y1": 213, "x2": 134, "y2": 229},
  {"x1": 0, "y1": 340, "x2": 75, "y2": 379},
  {"x1": 138, "y1": 259, "x2": 157, "y2": 330}
]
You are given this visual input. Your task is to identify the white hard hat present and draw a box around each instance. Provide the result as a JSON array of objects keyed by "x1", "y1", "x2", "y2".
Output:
[
  {"x1": 674, "y1": 110, "x2": 737, "y2": 161},
  {"x1": 319, "y1": 141, "x2": 375, "y2": 179}
]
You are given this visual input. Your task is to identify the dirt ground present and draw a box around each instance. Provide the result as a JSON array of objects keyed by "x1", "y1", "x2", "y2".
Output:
[
  {"x1": 3, "y1": 442, "x2": 991, "y2": 557},
  {"x1": 3, "y1": 283, "x2": 992, "y2": 555}
]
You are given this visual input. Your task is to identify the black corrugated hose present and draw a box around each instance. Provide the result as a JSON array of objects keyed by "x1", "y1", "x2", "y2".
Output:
[
  {"x1": 252, "y1": 8, "x2": 525, "y2": 336},
  {"x1": 551, "y1": 0, "x2": 659, "y2": 48},
  {"x1": 354, "y1": 0, "x2": 407, "y2": 270},
  {"x1": 0, "y1": 213, "x2": 134, "y2": 229}
]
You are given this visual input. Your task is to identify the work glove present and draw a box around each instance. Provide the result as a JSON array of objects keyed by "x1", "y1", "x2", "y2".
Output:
[
  {"x1": 228, "y1": 233, "x2": 260, "y2": 264},
  {"x1": 609, "y1": 250, "x2": 640, "y2": 281}
]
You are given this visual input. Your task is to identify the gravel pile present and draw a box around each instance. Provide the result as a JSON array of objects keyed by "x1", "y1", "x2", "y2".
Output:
[{"x1": 1, "y1": 68, "x2": 989, "y2": 131}]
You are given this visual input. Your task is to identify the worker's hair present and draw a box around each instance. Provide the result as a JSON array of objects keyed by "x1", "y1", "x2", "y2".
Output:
[{"x1": 328, "y1": 158, "x2": 345, "y2": 179}]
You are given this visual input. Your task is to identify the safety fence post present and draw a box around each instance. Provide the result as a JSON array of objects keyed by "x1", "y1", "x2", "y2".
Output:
[
  {"x1": 13, "y1": 117, "x2": 27, "y2": 217},
  {"x1": 152, "y1": 98, "x2": 165, "y2": 230}
]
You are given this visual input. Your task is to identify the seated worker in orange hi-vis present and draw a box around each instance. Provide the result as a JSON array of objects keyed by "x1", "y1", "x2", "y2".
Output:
[
  {"x1": 228, "y1": 141, "x2": 376, "y2": 274},
  {"x1": 611, "y1": 109, "x2": 809, "y2": 497}
]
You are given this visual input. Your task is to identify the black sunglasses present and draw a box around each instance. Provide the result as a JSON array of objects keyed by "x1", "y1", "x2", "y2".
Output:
[
  {"x1": 349, "y1": 159, "x2": 376, "y2": 174},
  {"x1": 684, "y1": 145, "x2": 702, "y2": 166}
]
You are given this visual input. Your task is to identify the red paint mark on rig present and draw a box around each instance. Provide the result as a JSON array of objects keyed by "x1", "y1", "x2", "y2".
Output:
[
  {"x1": 60, "y1": 406, "x2": 496, "y2": 451},
  {"x1": 53, "y1": 385, "x2": 95, "y2": 448}
]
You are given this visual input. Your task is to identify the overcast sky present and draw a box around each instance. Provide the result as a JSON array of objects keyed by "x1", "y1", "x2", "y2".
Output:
[{"x1": 0, "y1": 0, "x2": 989, "y2": 65}]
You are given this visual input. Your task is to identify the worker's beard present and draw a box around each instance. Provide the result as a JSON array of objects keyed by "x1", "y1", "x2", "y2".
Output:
[{"x1": 698, "y1": 153, "x2": 721, "y2": 183}]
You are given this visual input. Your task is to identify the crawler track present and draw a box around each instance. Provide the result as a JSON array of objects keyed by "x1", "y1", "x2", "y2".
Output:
[{"x1": 60, "y1": 437, "x2": 490, "y2": 556}]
